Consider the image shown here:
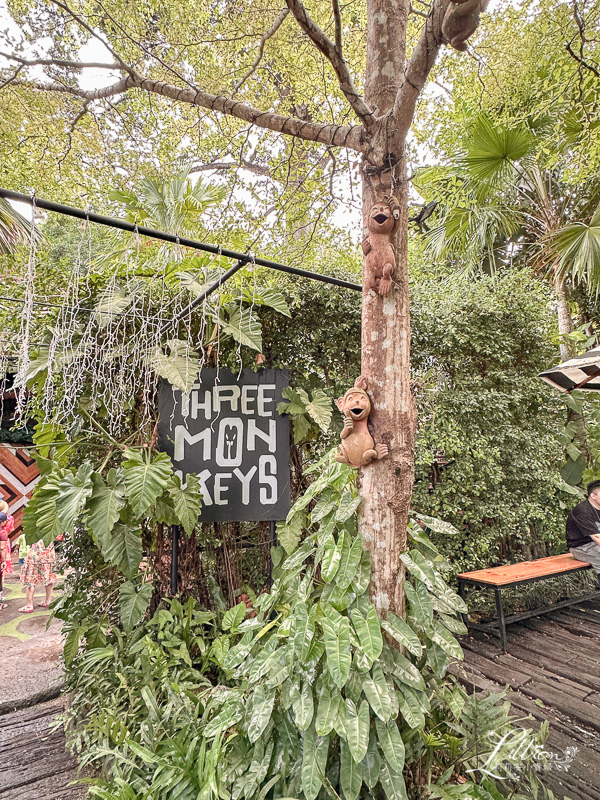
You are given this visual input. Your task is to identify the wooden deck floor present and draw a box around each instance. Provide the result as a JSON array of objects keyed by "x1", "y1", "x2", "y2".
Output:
[
  {"x1": 453, "y1": 596, "x2": 600, "y2": 800},
  {"x1": 0, "y1": 696, "x2": 84, "y2": 800}
]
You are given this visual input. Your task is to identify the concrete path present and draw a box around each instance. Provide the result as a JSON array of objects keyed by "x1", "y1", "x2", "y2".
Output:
[{"x1": 0, "y1": 559, "x2": 84, "y2": 799}]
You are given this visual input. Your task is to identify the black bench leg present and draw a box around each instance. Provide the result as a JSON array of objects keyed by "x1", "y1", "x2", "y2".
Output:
[
  {"x1": 494, "y1": 587, "x2": 507, "y2": 653},
  {"x1": 458, "y1": 579, "x2": 469, "y2": 629}
]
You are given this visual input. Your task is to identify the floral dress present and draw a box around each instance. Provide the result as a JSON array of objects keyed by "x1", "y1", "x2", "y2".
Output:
[
  {"x1": 21, "y1": 540, "x2": 56, "y2": 587},
  {"x1": 0, "y1": 515, "x2": 14, "y2": 575}
]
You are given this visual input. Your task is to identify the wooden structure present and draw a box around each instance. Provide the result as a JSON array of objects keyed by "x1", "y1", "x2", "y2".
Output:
[
  {"x1": 454, "y1": 596, "x2": 600, "y2": 800},
  {"x1": 458, "y1": 553, "x2": 598, "y2": 652},
  {"x1": 0, "y1": 446, "x2": 40, "y2": 539}
]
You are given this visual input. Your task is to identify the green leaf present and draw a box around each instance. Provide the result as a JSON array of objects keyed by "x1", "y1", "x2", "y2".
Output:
[
  {"x1": 397, "y1": 687, "x2": 426, "y2": 730},
  {"x1": 278, "y1": 514, "x2": 304, "y2": 555},
  {"x1": 352, "y1": 606, "x2": 383, "y2": 661},
  {"x1": 292, "y1": 680, "x2": 314, "y2": 731},
  {"x1": 221, "y1": 305, "x2": 263, "y2": 351},
  {"x1": 432, "y1": 620, "x2": 464, "y2": 660},
  {"x1": 335, "y1": 492, "x2": 362, "y2": 523},
  {"x1": 344, "y1": 698, "x2": 370, "y2": 763},
  {"x1": 247, "y1": 285, "x2": 291, "y2": 317},
  {"x1": 85, "y1": 473, "x2": 126, "y2": 549},
  {"x1": 222, "y1": 601, "x2": 247, "y2": 631},
  {"x1": 151, "y1": 339, "x2": 199, "y2": 394},
  {"x1": 414, "y1": 513, "x2": 459, "y2": 536},
  {"x1": 315, "y1": 684, "x2": 342, "y2": 736},
  {"x1": 247, "y1": 684, "x2": 276, "y2": 743},
  {"x1": 304, "y1": 388, "x2": 333, "y2": 432},
  {"x1": 322, "y1": 610, "x2": 351, "y2": 688},
  {"x1": 23, "y1": 474, "x2": 63, "y2": 546},
  {"x1": 118, "y1": 581, "x2": 153, "y2": 632},
  {"x1": 63, "y1": 624, "x2": 86, "y2": 667},
  {"x1": 102, "y1": 523, "x2": 143, "y2": 579},
  {"x1": 362, "y1": 663, "x2": 393, "y2": 721},
  {"x1": 561, "y1": 453, "x2": 586, "y2": 486},
  {"x1": 293, "y1": 602, "x2": 317, "y2": 661},
  {"x1": 341, "y1": 738, "x2": 363, "y2": 800},
  {"x1": 336, "y1": 533, "x2": 362, "y2": 590},
  {"x1": 404, "y1": 581, "x2": 433, "y2": 627},
  {"x1": 379, "y1": 759, "x2": 408, "y2": 800},
  {"x1": 168, "y1": 473, "x2": 202, "y2": 534},
  {"x1": 56, "y1": 463, "x2": 94, "y2": 534},
  {"x1": 427, "y1": 641, "x2": 448, "y2": 677},
  {"x1": 122, "y1": 449, "x2": 173, "y2": 518},
  {"x1": 462, "y1": 115, "x2": 534, "y2": 184},
  {"x1": 321, "y1": 533, "x2": 343, "y2": 582},
  {"x1": 301, "y1": 726, "x2": 329, "y2": 800},
  {"x1": 380, "y1": 613, "x2": 422, "y2": 658},
  {"x1": 375, "y1": 718, "x2": 405, "y2": 773}
]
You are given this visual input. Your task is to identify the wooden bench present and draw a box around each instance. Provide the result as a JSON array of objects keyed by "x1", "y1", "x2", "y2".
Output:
[{"x1": 458, "y1": 553, "x2": 599, "y2": 652}]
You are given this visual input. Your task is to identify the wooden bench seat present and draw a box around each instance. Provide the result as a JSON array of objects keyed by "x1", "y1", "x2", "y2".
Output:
[{"x1": 458, "y1": 553, "x2": 597, "y2": 652}]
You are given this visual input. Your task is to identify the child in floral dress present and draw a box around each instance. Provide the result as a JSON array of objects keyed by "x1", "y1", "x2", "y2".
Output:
[
  {"x1": 0, "y1": 501, "x2": 15, "y2": 610},
  {"x1": 19, "y1": 539, "x2": 57, "y2": 613}
]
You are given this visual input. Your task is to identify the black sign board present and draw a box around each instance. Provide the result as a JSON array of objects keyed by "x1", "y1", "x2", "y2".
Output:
[{"x1": 158, "y1": 368, "x2": 290, "y2": 522}]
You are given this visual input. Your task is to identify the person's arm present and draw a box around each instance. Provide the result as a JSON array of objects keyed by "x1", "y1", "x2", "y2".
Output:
[
  {"x1": 0, "y1": 539, "x2": 6, "y2": 570},
  {"x1": 591, "y1": 533, "x2": 600, "y2": 548}
]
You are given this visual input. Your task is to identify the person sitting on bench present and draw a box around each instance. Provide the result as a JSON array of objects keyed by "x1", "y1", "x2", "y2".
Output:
[{"x1": 567, "y1": 480, "x2": 600, "y2": 579}]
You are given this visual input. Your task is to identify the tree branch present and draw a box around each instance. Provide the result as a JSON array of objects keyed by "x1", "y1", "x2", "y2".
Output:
[
  {"x1": 16, "y1": 72, "x2": 365, "y2": 151},
  {"x1": 331, "y1": 0, "x2": 343, "y2": 55},
  {"x1": 0, "y1": 51, "x2": 121, "y2": 71},
  {"x1": 284, "y1": 0, "x2": 375, "y2": 127},
  {"x1": 565, "y1": 41, "x2": 600, "y2": 78},
  {"x1": 190, "y1": 158, "x2": 271, "y2": 177},
  {"x1": 393, "y1": 0, "x2": 447, "y2": 141},
  {"x1": 232, "y1": 9, "x2": 290, "y2": 94}
]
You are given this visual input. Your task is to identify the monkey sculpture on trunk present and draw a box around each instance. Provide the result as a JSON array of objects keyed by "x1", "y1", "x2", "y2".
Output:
[
  {"x1": 442, "y1": 0, "x2": 489, "y2": 51},
  {"x1": 362, "y1": 195, "x2": 401, "y2": 296},
  {"x1": 335, "y1": 377, "x2": 389, "y2": 468}
]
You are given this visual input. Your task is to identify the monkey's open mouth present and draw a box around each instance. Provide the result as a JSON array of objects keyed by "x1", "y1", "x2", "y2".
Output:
[
  {"x1": 373, "y1": 213, "x2": 388, "y2": 224},
  {"x1": 350, "y1": 407, "x2": 363, "y2": 416}
]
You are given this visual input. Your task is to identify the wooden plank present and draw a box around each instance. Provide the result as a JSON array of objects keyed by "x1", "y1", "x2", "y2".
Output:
[{"x1": 459, "y1": 553, "x2": 591, "y2": 586}]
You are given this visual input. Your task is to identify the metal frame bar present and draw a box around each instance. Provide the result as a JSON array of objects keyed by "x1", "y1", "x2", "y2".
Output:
[{"x1": 0, "y1": 188, "x2": 362, "y2": 293}]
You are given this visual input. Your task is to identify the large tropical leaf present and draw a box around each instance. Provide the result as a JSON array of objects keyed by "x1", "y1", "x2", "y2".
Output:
[
  {"x1": 122, "y1": 449, "x2": 173, "y2": 518},
  {"x1": 352, "y1": 606, "x2": 383, "y2": 661},
  {"x1": 322, "y1": 609, "x2": 351, "y2": 688},
  {"x1": 56, "y1": 463, "x2": 94, "y2": 534},
  {"x1": 151, "y1": 339, "x2": 199, "y2": 394},
  {"x1": 344, "y1": 698, "x2": 370, "y2": 762},
  {"x1": 119, "y1": 580, "x2": 153, "y2": 632},
  {"x1": 547, "y1": 203, "x2": 600, "y2": 293},
  {"x1": 301, "y1": 725, "x2": 329, "y2": 800},
  {"x1": 220, "y1": 305, "x2": 263, "y2": 351},
  {"x1": 85, "y1": 471, "x2": 126, "y2": 549},
  {"x1": 23, "y1": 472, "x2": 64, "y2": 546},
  {"x1": 167, "y1": 473, "x2": 203, "y2": 534},
  {"x1": 461, "y1": 115, "x2": 534, "y2": 185},
  {"x1": 0, "y1": 197, "x2": 35, "y2": 254},
  {"x1": 102, "y1": 522, "x2": 143, "y2": 578}
]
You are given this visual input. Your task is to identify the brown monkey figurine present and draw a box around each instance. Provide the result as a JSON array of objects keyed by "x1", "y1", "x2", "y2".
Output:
[
  {"x1": 362, "y1": 195, "x2": 401, "y2": 296},
  {"x1": 442, "y1": 0, "x2": 489, "y2": 52},
  {"x1": 335, "y1": 377, "x2": 389, "y2": 468}
]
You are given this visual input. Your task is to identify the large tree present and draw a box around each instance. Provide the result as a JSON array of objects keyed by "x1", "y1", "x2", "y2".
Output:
[{"x1": 0, "y1": 0, "x2": 486, "y2": 615}]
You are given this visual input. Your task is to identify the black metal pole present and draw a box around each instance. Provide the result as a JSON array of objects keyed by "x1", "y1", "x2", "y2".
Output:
[
  {"x1": 170, "y1": 524, "x2": 180, "y2": 595},
  {"x1": 171, "y1": 255, "x2": 250, "y2": 329},
  {"x1": 0, "y1": 188, "x2": 362, "y2": 293}
]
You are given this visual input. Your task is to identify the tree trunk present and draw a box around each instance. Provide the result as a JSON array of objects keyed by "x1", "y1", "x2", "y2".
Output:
[
  {"x1": 554, "y1": 273, "x2": 589, "y2": 464},
  {"x1": 555, "y1": 274, "x2": 575, "y2": 361},
  {"x1": 357, "y1": 0, "x2": 415, "y2": 617}
]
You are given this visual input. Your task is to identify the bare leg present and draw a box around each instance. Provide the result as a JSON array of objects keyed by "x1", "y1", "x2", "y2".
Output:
[
  {"x1": 27, "y1": 585, "x2": 35, "y2": 607},
  {"x1": 45, "y1": 582, "x2": 54, "y2": 605}
]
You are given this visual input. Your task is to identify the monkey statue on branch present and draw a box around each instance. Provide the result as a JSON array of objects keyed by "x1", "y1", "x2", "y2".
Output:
[
  {"x1": 335, "y1": 377, "x2": 389, "y2": 468},
  {"x1": 442, "y1": 0, "x2": 489, "y2": 52},
  {"x1": 362, "y1": 195, "x2": 401, "y2": 296}
]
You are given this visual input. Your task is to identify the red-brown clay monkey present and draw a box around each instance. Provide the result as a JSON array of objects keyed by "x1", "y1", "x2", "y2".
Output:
[
  {"x1": 362, "y1": 195, "x2": 401, "y2": 296},
  {"x1": 335, "y1": 378, "x2": 389, "y2": 468}
]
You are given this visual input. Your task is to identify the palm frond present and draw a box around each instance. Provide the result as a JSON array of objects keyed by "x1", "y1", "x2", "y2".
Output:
[
  {"x1": 545, "y1": 203, "x2": 600, "y2": 293},
  {"x1": 0, "y1": 197, "x2": 35, "y2": 254},
  {"x1": 459, "y1": 115, "x2": 534, "y2": 188}
]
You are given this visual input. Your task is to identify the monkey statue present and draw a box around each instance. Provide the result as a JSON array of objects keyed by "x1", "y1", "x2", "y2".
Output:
[
  {"x1": 335, "y1": 377, "x2": 389, "y2": 468},
  {"x1": 442, "y1": 0, "x2": 489, "y2": 52},
  {"x1": 362, "y1": 195, "x2": 401, "y2": 296}
]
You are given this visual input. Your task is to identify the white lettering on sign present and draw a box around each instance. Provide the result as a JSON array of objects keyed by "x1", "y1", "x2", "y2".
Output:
[
  {"x1": 241, "y1": 385, "x2": 257, "y2": 414},
  {"x1": 214, "y1": 385, "x2": 241, "y2": 414},
  {"x1": 216, "y1": 418, "x2": 244, "y2": 467},
  {"x1": 257, "y1": 384, "x2": 276, "y2": 417},
  {"x1": 259, "y1": 455, "x2": 277, "y2": 504},
  {"x1": 174, "y1": 427, "x2": 211, "y2": 461},
  {"x1": 247, "y1": 418, "x2": 276, "y2": 452},
  {"x1": 214, "y1": 472, "x2": 232, "y2": 505},
  {"x1": 233, "y1": 466, "x2": 258, "y2": 504}
]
